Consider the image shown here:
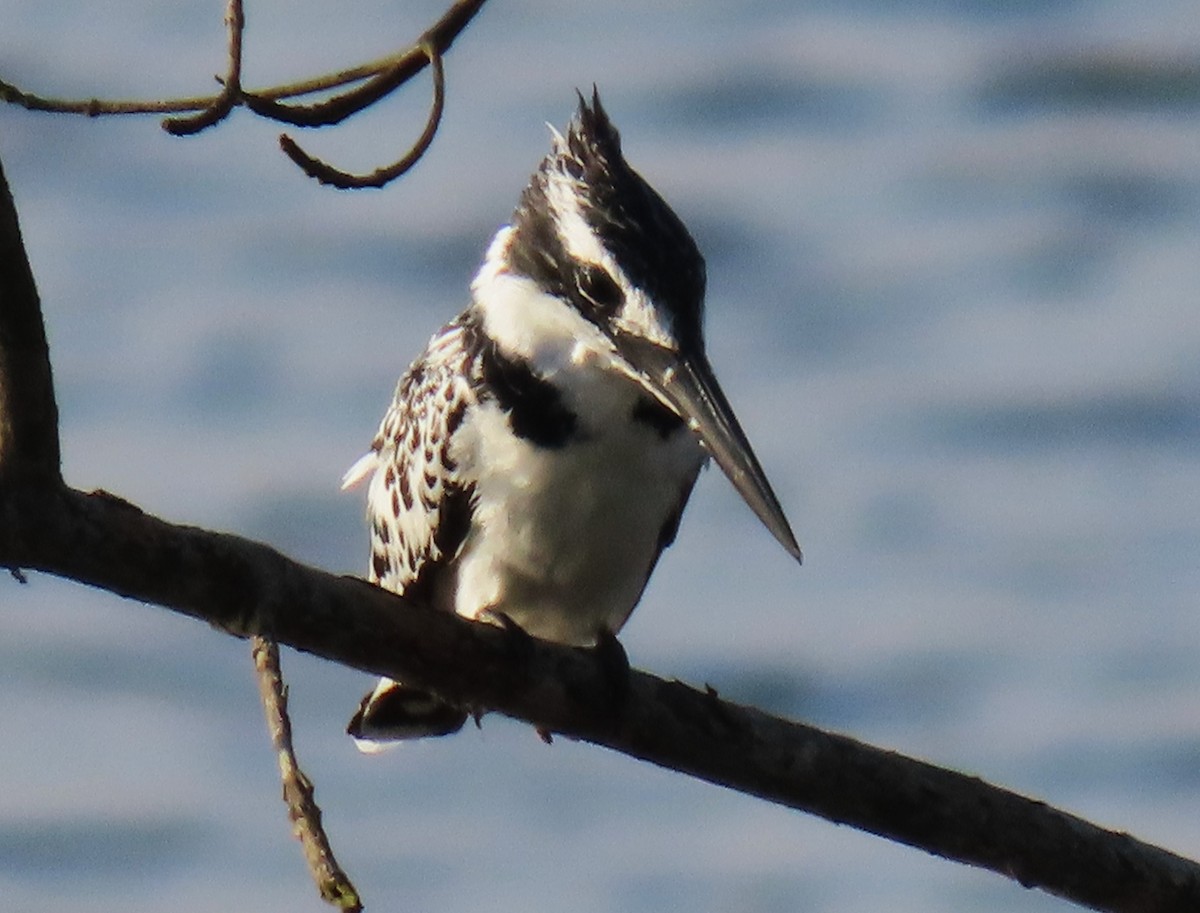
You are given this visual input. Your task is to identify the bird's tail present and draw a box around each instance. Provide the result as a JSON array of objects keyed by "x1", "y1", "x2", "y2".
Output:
[{"x1": 347, "y1": 677, "x2": 468, "y2": 751}]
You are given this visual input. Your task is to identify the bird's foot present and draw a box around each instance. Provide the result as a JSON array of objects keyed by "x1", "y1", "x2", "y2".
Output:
[
  {"x1": 478, "y1": 607, "x2": 536, "y2": 662},
  {"x1": 590, "y1": 625, "x2": 632, "y2": 718},
  {"x1": 479, "y1": 608, "x2": 549, "y2": 742}
]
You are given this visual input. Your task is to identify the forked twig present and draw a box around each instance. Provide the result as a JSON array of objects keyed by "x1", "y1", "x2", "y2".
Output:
[
  {"x1": 0, "y1": 0, "x2": 488, "y2": 185},
  {"x1": 242, "y1": 23, "x2": 450, "y2": 127},
  {"x1": 163, "y1": 0, "x2": 245, "y2": 136},
  {"x1": 279, "y1": 43, "x2": 445, "y2": 189},
  {"x1": 252, "y1": 635, "x2": 362, "y2": 912}
]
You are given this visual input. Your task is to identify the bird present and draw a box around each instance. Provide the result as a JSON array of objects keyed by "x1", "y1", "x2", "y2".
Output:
[{"x1": 342, "y1": 89, "x2": 801, "y2": 749}]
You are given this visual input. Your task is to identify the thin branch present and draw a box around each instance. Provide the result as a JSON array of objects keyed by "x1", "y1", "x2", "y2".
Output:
[
  {"x1": 1, "y1": 0, "x2": 486, "y2": 185},
  {"x1": 0, "y1": 27, "x2": 456, "y2": 120},
  {"x1": 162, "y1": 0, "x2": 246, "y2": 136},
  {"x1": 244, "y1": 69, "x2": 392, "y2": 128},
  {"x1": 0, "y1": 79, "x2": 223, "y2": 117},
  {"x1": 0, "y1": 158, "x2": 60, "y2": 482},
  {"x1": 1, "y1": 0, "x2": 486, "y2": 118},
  {"x1": 252, "y1": 636, "x2": 362, "y2": 912},
  {"x1": 245, "y1": 0, "x2": 486, "y2": 111},
  {"x1": 243, "y1": 0, "x2": 481, "y2": 127},
  {"x1": 278, "y1": 44, "x2": 445, "y2": 189},
  {"x1": 250, "y1": 51, "x2": 420, "y2": 104},
  {"x1": 1, "y1": 482, "x2": 1198, "y2": 913}
]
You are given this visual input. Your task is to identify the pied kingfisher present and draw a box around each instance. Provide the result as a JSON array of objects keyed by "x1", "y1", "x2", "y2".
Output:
[{"x1": 343, "y1": 90, "x2": 801, "y2": 747}]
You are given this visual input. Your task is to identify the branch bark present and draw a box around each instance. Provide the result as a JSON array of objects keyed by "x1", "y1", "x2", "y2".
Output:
[
  {"x1": 1, "y1": 0, "x2": 489, "y2": 187},
  {"x1": 252, "y1": 636, "x2": 362, "y2": 911},
  {"x1": 0, "y1": 157, "x2": 59, "y2": 482},
  {"x1": 1, "y1": 481, "x2": 1199, "y2": 913},
  {"x1": 3, "y1": 138, "x2": 1200, "y2": 913},
  {"x1": 277, "y1": 42, "x2": 445, "y2": 189}
]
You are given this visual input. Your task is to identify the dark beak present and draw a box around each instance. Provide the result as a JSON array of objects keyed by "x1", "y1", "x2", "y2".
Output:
[{"x1": 615, "y1": 336, "x2": 803, "y2": 563}]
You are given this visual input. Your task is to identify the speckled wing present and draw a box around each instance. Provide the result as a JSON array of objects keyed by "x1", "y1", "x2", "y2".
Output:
[{"x1": 344, "y1": 319, "x2": 478, "y2": 607}]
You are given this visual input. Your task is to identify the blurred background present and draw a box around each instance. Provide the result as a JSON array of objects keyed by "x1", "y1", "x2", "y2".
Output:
[{"x1": 2, "y1": 1, "x2": 1199, "y2": 910}]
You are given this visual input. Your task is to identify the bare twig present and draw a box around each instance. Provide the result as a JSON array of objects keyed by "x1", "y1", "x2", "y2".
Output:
[
  {"x1": 2, "y1": 0, "x2": 485, "y2": 117},
  {"x1": 278, "y1": 44, "x2": 445, "y2": 189},
  {"x1": 243, "y1": 0, "x2": 481, "y2": 126},
  {"x1": 0, "y1": 79, "x2": 223, "y2": 117},
  {"x1": 1, "y1": 0, "x2": 488, "y2": 184},
  {"x1": 252, "y1": 636, "x2": 362, "y2": 912},
  {"x1": 163, "y1": 0, "x2": 246, "y2": 136}
]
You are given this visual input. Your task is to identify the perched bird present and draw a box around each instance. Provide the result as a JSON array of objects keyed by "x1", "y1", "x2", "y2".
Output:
[{"x1": 343, "y1": 89, "x2": 801, "y2": 748}]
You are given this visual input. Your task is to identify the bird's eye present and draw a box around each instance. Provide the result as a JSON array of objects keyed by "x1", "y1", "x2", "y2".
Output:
[{"x1": 576, "y1": 263, "x2": 623, "y2": 315}]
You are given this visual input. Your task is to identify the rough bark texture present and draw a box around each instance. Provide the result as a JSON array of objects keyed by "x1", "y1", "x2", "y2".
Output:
[
  {"x1": 0, "y1": 157, "x2": 60, "y2": 482},
  {"x1": 252, "y1": 636, "x2": 362, "y2": 911}
]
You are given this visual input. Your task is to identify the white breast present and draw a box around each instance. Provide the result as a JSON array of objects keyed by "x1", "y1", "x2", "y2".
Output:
[{"x1": 450, "y1": 344, "x2": 703, "y2": 646}]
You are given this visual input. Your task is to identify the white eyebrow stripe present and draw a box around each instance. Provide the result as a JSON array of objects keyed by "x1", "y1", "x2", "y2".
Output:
[
  {"x1": 541, "y1": 162, "x2": 677, "y2": 350},
  {"x1": 543, "y1": 166, "x2": 608, "y2": 266}
]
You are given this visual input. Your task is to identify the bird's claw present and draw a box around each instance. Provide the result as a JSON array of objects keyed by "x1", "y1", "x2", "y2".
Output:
[
  {"x1": 590, "y1": 625, "x2": 632, "y2": 717},
  {"x1": 479, "y1": 607, "x2": 536, "y2": 660}
]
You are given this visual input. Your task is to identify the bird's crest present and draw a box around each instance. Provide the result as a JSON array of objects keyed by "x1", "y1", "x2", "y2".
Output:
[{"x1": 554, "y1": 88, "x2": 623, "y2": 176}]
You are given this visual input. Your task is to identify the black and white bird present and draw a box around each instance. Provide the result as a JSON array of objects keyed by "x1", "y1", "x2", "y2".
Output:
[{"x1": 343, "y1": 90, "x2": 801, "y2": 748}]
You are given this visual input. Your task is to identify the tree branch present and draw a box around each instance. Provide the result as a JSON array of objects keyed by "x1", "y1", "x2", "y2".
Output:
[
  {"x1": 0, "y1": 156, "x2": 60, "y2": 483},
  {"x1": 0, "y1": 481, "x2": 1198, "y2": 913},
  {"x1": 243, "y1": 0, "x2": 476, "y2": 127},
  {"x1": 277, "y1": 43, "x2": 445, "y2": 189},
  {"x1": 0, "y1": 0, "x2": 489, "y2": 186},
  {"x1": 252, "y1": 636, "x2": 362, "y2": 911},
  {"x1": 162, "y1": 0, "x2": 246, "y2": 136}
]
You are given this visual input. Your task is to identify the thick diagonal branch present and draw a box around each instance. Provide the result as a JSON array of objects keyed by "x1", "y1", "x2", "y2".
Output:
[{"x1": 0, "y1": 482, "x2": 1198, "y2": 913}]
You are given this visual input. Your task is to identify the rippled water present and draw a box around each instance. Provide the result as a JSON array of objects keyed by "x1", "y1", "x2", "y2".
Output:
[{"x1": 3, "y1": 1, "x2": 1200, "y2": 911}]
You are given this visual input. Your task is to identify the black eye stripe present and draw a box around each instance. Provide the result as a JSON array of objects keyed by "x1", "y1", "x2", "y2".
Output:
[{"x1": 576, "y1": 263, "x2": 623, "y2": 314}]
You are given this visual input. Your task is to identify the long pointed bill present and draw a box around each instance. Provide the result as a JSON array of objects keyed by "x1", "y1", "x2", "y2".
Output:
[{"x1": 614, "y1": 336, "x2": 803, "y2": 563}]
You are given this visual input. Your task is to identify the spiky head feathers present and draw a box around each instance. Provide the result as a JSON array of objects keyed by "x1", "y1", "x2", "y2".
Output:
[{"x1": 505, "y1": 90, "x2": 707, "y2": 355}]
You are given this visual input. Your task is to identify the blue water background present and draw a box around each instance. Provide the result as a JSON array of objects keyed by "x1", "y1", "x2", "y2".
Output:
[{"x1": 3, "y1": 0, "x2": 1200, "y2": 910}]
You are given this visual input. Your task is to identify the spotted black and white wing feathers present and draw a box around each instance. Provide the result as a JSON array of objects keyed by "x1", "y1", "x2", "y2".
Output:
[{"x1": 342, "y1": 319, "x2": 479, "y2": 743}]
